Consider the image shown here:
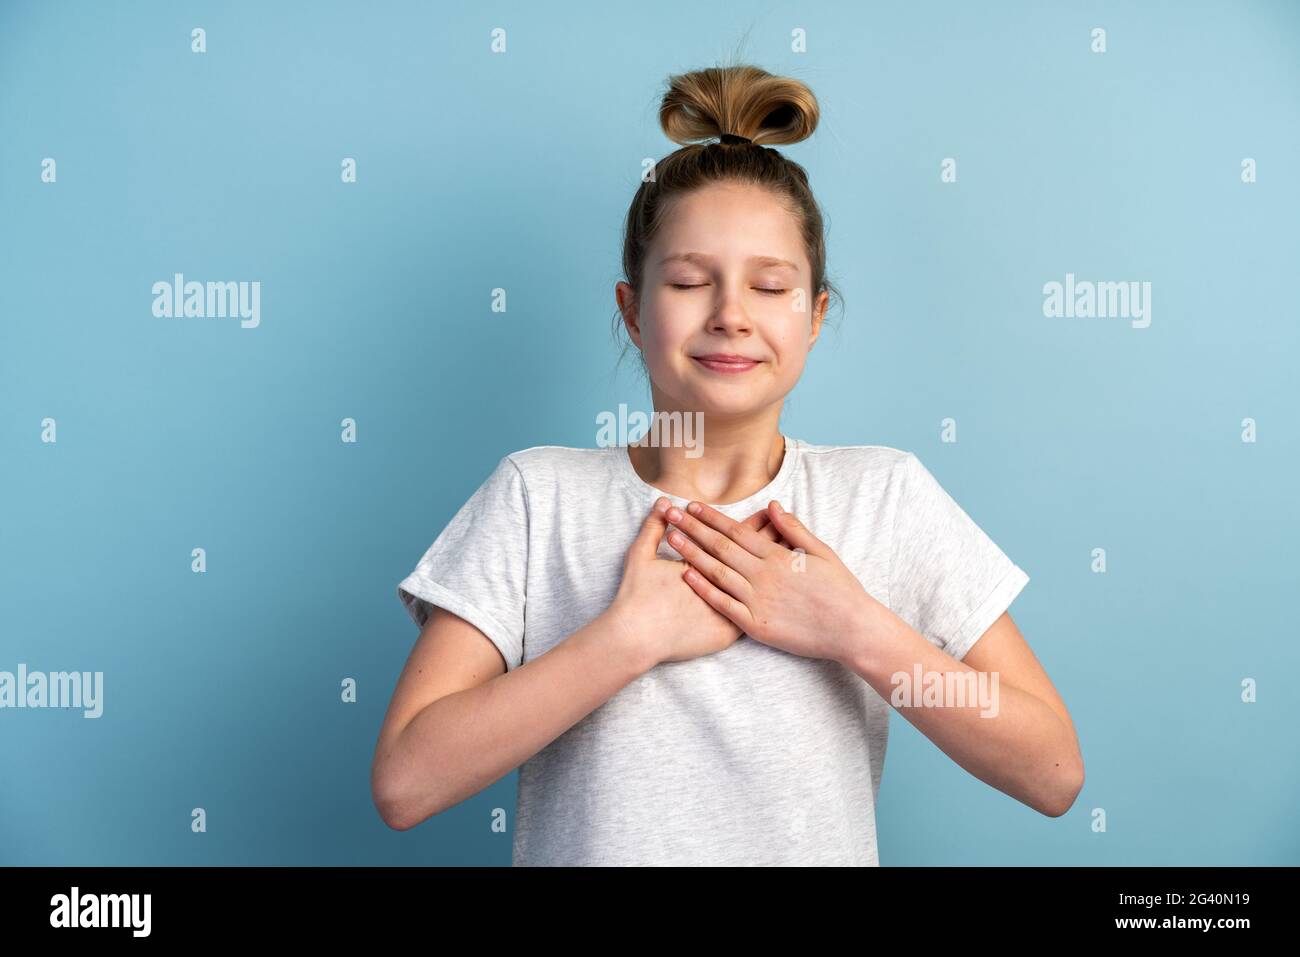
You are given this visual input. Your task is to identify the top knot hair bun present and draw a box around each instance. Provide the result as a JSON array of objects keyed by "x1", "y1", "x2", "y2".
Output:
[{"x1": 658, "y1": 65, "x2": 819, "y2": 149}]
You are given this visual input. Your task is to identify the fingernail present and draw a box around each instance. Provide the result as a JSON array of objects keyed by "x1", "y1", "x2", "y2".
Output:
[
  {"x1": 666, "y1": 507, "x2": 684, "y2": 522},
  {"x1": 772, "y1": 500, "x2": 782, "y2": 513},
  {"x1": 653, "y1": 497, "x2": 669, "y2": 513},
  {"x1": 686, "y1": 502, "x2": 702, "y2": 515}
]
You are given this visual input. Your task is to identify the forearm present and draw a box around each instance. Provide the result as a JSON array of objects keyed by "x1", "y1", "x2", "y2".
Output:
[
  {"x1": 377, "y1": 610, "x2": 653, "y2": 829},
  {"x1": 840, "y1": 606, "x2": 1082, "y2": 817}
]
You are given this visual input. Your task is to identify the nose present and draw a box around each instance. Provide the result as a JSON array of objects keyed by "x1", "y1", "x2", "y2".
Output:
[{"x1": 708, "y1": 285, "x2": 753, "y2": 336}]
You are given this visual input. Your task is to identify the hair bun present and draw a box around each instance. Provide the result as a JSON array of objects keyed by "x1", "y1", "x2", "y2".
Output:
[{"x1": 658, "y1": 64, "x2": 819, "y2": 148}]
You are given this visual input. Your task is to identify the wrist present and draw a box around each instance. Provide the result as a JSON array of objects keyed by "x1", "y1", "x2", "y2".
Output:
[
  {"x1": 836, "y1": 593, "x2": 899, "y2": 677},
  {"x1": 598, "y1": 604, "x2": 661, "y2": 676}
]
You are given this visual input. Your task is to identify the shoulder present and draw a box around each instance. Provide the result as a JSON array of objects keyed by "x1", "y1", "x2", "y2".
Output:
[
  {"x1": 502, "y1": 443, "x2": 613, "y2": 471},
  {"x1": 494, "y1": 443, "x2": 618, "y2": 492},
  {"x1": 793, "y1": 439, "x2": 914, "y2": 483}
]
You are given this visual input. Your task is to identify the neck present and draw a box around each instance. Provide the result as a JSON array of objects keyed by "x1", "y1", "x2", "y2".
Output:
[{"x1": 627, "y1": 407, "x2": 786, "y2": 506}]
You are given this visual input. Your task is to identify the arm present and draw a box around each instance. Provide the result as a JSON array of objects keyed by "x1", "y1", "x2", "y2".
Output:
[
  {"x1": 374, "y1": 499, "x2": 779, "y2": 830},
  {"x1": 843, "y1": 607, "x2": 1084, "y2": 817},
  {"x1": 662, "y1": 499, "x2": 1083, "y2": 818},
  {"x1": 371, "y1": 605, "x2": 652, "y2": 831}
]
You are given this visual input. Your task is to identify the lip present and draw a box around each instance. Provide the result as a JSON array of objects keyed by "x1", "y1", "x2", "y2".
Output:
[{"x1": 691, "y1": 354, "x2": 762, "y2": 374}]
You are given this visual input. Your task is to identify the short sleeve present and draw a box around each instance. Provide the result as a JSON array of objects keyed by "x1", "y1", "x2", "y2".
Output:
[
  {"x1": 888, "y1": 452, "x2": 1029, "y2": 662},
  {"x1": 396, "y1": 455, "x2": 528, "y2": 672}
]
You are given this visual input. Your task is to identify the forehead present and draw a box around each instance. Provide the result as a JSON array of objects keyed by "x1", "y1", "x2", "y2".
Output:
[{"x1": 651, "y1": 182, "x2": 806, "y2": 270}]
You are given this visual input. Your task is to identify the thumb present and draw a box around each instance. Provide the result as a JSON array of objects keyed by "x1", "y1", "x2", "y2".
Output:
[
  {"x1": 767, "y1": 500, "x2": 827, "y2": 556},
  {"x1": 627, "y1": 497, "x2": 671, "y2": 564},
  {"x1": 742, "y1": 506, "x2": 781, "y2": 545}
]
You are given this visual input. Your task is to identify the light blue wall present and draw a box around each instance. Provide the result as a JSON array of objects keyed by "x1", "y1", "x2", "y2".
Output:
[{"x1": 2, "y1": 0, "x2": 1296, "y2": 865}]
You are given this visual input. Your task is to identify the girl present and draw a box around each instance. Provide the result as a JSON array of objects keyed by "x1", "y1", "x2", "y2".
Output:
[{"x1": 372, "y1": 64, "x2": 1083, "y2": 866}]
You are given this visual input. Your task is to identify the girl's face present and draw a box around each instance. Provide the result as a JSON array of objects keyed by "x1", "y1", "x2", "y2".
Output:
[{"x1": 618, "y1": 180, "x2": 827, "y2": 419}]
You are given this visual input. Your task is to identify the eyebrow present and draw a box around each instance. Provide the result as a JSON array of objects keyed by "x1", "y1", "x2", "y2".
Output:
[{"x1": 657, "y1": 252, "x2": 800, "y2": 272}]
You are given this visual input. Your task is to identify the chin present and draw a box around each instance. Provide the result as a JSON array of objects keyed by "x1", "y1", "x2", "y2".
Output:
[
  {"x1": 652, "y1": 367, "x2": 769, "y2": 414},
  {"x1": 684, "y1": 391, "x2": 766, "y2": 417}
]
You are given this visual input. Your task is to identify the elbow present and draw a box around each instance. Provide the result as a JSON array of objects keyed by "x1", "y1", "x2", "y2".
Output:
[
  {"x1": 372, "y1": 758, "x2": 450, "y2": 831},
  {"x1": 375, "y1": 794, "x2": 415, "y2": 832},
  {"x1": 372, "y1": 776, "x2": 414, "y2": 831},
  {"x1": 372, "y1": 757, "x2": 422, "y2": 831},
  {"x1": 1039, "y1": 752, "x2": 1085, "y2": 818}
]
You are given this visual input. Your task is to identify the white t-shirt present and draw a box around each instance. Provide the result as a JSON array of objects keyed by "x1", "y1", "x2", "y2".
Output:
[{"x1": 396, "y1": 436, "x2": 1029, "y2": 865}]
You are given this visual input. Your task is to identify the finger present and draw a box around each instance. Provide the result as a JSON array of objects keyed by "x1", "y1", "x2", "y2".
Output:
[
  {"x1": 692, "y1": 501, "x2": 784, "y2": 558},
  {"x1": 767, "y1": 501, "x2": 830, "y2": 557},
  {"x1": 665, "y1": 521, "x2": 754, "y2": 603},
  {"x1": 666, "y1": 502, "x2": 775, "y2": 574},
  {"x1": 742, "y1": 508, "x2": 781, "y2": 544},
  {"x1": 681, "y1": 563, "x2": 754, "y2": 633},
  {"x1": 627, "y1": 497, "x2": 671, "y2": 563}
]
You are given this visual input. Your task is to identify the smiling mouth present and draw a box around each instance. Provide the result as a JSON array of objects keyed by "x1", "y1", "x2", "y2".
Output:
[{"x1": 691, "y1": 355, "x2": 762, "y2": 374}]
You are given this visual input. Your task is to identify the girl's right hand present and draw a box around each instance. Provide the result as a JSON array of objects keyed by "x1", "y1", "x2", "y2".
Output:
[{"x1": 606, "y1": 497, "x2": 781, "y2": 668}]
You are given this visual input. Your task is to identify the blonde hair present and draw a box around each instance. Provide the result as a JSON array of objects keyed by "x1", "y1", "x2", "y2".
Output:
[{"x1": 615, "y1": 63, "x2": 842, "y2": 374}]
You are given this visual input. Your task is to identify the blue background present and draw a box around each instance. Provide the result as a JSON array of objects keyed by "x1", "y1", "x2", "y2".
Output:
[{"x1": 2, "y1": 0, "x2": 1297, "y2": 865}]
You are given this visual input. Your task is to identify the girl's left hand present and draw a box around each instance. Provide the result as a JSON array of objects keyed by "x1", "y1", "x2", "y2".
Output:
[{"x1": 663, "y1": 499, "x2": 886, "y2": 664}]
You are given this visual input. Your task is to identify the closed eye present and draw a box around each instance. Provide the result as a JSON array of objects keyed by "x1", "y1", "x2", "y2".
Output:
[{"x1": 669, "y1": 283, "x2": 788, "y2": 295}]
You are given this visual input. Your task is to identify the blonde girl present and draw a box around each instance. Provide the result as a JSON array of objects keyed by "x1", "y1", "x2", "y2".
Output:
[{"x1": 373, "y1": 64, "x2": 1083, "y2": 866}]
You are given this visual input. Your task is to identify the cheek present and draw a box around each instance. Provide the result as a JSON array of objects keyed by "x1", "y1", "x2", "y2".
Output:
[
  {"x1": 639, "y1": 301, "x2": 692, "y2": 352},
  {"x1": 633, "y1": 315, "x2": 681, "y2": 379},
  {"x1": 768, "y1": 322, "x2": 807, "y2": 355},
  {"x1": 769, "y1": 331, "x2": 811, "y2": 379},
  {"x1": 779, "y1": 353, "x2": 808, "y2": 381}
]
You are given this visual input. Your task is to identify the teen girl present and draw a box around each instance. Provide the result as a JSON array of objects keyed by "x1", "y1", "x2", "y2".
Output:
[{"x1": 372, "y1": 64, "x2": 1083, "y2": 866}]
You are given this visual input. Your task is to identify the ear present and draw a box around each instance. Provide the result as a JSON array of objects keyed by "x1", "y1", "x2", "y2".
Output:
[
  {"x1": 807, "y1": 289, "x2": 828, "y2": 350},
  {"x1": 616, "y1": 280, "x2": 643, "y2": 349}
]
